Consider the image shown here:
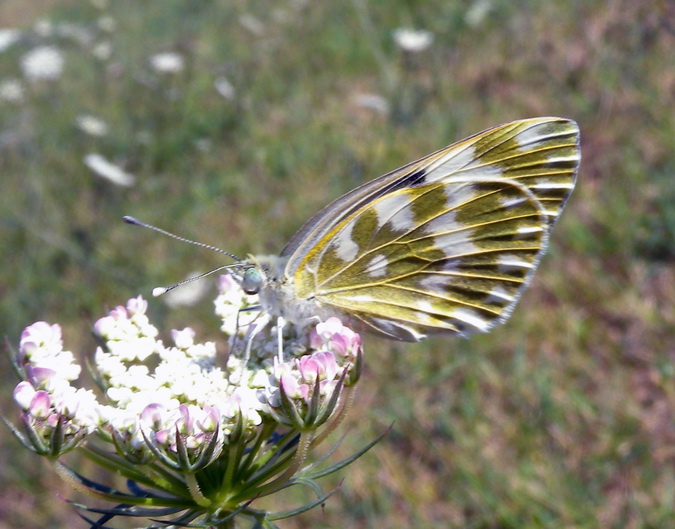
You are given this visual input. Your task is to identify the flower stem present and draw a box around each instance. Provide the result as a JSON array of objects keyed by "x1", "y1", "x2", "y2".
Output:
[
  {"x1": 237, "y1": 420, "x2": 276, "y2": 477},
  {"x1": 312, "y1": 386, "x2": 356, "y2": 447},
  {"x1": 252, "y1": 430, "x2": 314, "y2": 496},
  {"x1": 186, "y1": 472, "x2": 211, "y2": 507}
]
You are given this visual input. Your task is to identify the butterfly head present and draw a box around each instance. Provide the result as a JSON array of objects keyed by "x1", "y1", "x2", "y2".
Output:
[
  {"x1": 240, "y1": 266, "x2": 264, "y2": 295},
  {"x1": 230, "y1": 255, "x2": 289, "y2": 296},
  {"x1": 237, "y1": 254, "x2": 327, "y2": 325}
]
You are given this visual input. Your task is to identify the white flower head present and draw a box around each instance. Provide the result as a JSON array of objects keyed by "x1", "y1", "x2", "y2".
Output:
[
  {"x1": 149, "y1": 52, "x2": 184, "y2": 74},
  {"x1": 172, "y1": 328, "x2": 196, "y2": 350},
  {"x1": 214, "y1": 275, "x2": 260, "y2": 336},
  {"x1": 76, "y1": 114, "x2": 109, "y2": 137},
  {"x1": 9, "y1": 263, "x2": 368, "y2": 526},
  {"x1": 466, "y1": 0, "x2": 494, "y2": 27},
  {"x1": 33, "y1": 19, "x2": 53, "y2": 38},
  {"x1": 92, "y1": 41, "x2": 113, "y2": 61},
  {"x1": 353, "y1": 93, "x2": 390, "y2": 115},
  {"x1": 83, "y1": 153, "x2": 135, "y2": 187},
  {"x1": 13, "y1": 381, "x2": 36, "y2": 410},
  {"x1": 21, "y1": 46, "x2": 65, "y2": 81},
  {"x1": 392, "y1": 28, "x2": 434, "y2": 52},
  {"x1": 56, "y1": 22, "x2": 93, "y2": 47},
  {"x1": 13, "y1": 280, "x2": 362, "y2": 473},
  {"x1": 19, "y1": 321, "x2": 61, "y2": 354},
  {"x1": 214, "y1": 77, "x2": 236, "y2": 100},
  {"x1": 0, "y1": 79, "x2": 24, "y2": 103},
  {"x1": 97, "y1": 16, "x2": 116, "y2": 32},
  {"x1": 0, "y1": 29, "x2": 21, "y2": 53},
  {"x1": 238, "y1": 14, "x2": 264, "y2": 35}
]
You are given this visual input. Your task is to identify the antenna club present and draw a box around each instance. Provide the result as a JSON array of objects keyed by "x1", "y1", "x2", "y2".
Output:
[
  {"x1": 152, "y1": 287, "x2": 168, "y2": 297},
  {"x1": 123, "y1": 215, "x2": 141, "y2": 225}
]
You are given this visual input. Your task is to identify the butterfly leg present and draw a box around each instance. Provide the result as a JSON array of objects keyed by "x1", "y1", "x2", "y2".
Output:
[
  {"x1": 231, "y1": 305, "x2": 262, "y2": 356},
  {"x1": 276, "y1": 316, "x2": 286, "y2": 363},
  {"x1": 237, "y1": 312, "x2": 270, "y2": 382}
]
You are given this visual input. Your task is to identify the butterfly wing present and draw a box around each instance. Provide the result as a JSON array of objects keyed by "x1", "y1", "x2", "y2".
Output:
[
  {"x1": 283, "y1": 117, "x2": 580, "y2": 340},
  {"x1": 281, "y1": 118, "x2": 578, "y2": 262}
]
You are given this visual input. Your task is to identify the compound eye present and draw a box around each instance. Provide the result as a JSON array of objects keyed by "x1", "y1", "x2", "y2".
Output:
[{"x1": 241, "y1": 267, "x2": 263, "y2": 295}]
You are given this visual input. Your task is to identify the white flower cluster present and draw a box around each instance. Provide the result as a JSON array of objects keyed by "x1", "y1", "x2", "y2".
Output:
[
  {"x1": 0, "y1": 28, "x2": 21, "y2": 53},
  {"x1": 149, "y1": 52, "x2": 184, "y2": 74},
  {"x1": 75, "y1": 114, "x2": 109, "y2": 137},
  {"x1": 213, "y1": 274, "x2": 260, "y2": 337},
  {"x1": 392, "y1": 28, "x2": 434, "y2": 53},
  {"x1": 12, "y1": 275, "x2": 362, "y2": 463},
  {"x1": 14, "y1": 322, "x2": 99, "y2": 448},
  {"x1": 20, "y1": 45, "x2": 65, "y2": 81},
  {"x1": 83, "y1": 153, "x2": 135, "y2": 187},
  {"x1": 93, "y1": 296, "x2": 264, "y2": 454}
]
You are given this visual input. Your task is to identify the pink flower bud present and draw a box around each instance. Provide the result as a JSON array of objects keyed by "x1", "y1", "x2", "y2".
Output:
[
  {"x1": 176, "y1": 404, "x2": 194, "y2": 435},
  {"x1": 29, "y1": 390, "x2": 52, "y2": 418},
  {"x1": 93, "y1": 315, "x2": 114, "y2": 336},
  {"x1": 310, "y1": 317, "x2": 344, "y2": 348},
  {"x1": 109, "y1": 306, "x2": 128, "y2": 321},
  {"x1": 196, "y1": 406, "x2": 220, "y2": 432},
  {"x1": 217, "y1": 274, "x2": 237, "y2": 293},
  {"x1": 297, "y1": 352, "x2": 338, "y2": 382},
  {"x1": 126, "y1": 296, "x2": 147, "y2": 315},
  {"x1": 141, "y1": 403, "x2": 165, "y2": 429},
  {"x1": 25, "y1": 365, "x2": 57, "y2": 387},
  {"x1": 13, "y1": 381, "x2": 36, "y2": 410},
  {"x1": 280, "y1": 374, "x2": 308, "y2": 401},
  {"x1": 155, "y1": 428, "x2": 171, "y2": 445},
  {"x1": 297, "y1": 356, "x2": 321, "y2": 382},
  {"x1": 45, "y1": 412, "x2": 60, "y2": 428},
  {"x1": 314, "y1": 351, "x2": 339, "y2": 379},
  {"x1": 19, "y1": 321, "x2": 62, "y2": 357},
  {"x1": 309, "y1": 318, "x2": 362, "y2": 359},
  {"x1": 327, "y1": 333, "x2": 348, "y2": 355}
]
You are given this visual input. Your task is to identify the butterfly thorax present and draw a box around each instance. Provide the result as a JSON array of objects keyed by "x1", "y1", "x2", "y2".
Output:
[{"x1": 250, "y1": 254, "x2": 332, "y2": 324}]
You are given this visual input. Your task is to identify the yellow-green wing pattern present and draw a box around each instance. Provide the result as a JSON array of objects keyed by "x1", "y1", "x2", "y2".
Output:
[
  {"x1": 282, "y1": 118, "x2": 578, "y2": 270},
  {"x1": 289, "y1": 118, "x2": 580, "y2": 340}
]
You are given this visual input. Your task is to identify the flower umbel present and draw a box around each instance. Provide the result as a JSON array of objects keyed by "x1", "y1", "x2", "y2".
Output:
[{"x1": 4, "y1": 275, "x2": 376, "y2": 528}]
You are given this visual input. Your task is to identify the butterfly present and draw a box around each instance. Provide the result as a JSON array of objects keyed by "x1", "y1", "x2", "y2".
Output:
[
  {"x1": 231, "y1": 117, "x2": 581, "y2": 343},
  {"x1": 131, "y1": 117, "x2": 579, "y2": 343}
]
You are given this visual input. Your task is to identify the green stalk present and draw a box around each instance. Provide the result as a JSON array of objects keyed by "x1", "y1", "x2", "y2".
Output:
[
  {"x1": 185, "y1": 472, "x2": 211, "y2": 507},
  {"x1": 312, "y1": 386, "x2": 356, "y2": 448},
  {"x1": 251, "y1": 430, "x2": 314, "y2": 497}
]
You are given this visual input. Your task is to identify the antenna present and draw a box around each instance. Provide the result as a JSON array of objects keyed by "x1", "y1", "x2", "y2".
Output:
[
  {"x1": 123, "y1": 216, "x2": 242, "y2": 262},
  {"x1": 151, "y1": 265, "x2": 236, "y2": 297}
]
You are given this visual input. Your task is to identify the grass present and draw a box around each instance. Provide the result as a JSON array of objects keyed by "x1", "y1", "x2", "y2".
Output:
[{"x1": 0, "y1": 0, "x2": 673, "y2": 528}]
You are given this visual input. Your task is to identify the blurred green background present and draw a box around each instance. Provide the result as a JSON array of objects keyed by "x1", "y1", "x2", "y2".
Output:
[{"x1": 1, "y1": 1, "x2": 673, "y2": 528}]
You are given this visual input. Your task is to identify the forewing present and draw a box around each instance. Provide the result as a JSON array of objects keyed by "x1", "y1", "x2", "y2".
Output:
[
  {"x1": 286, "y1": 117, "x2": 580, "y2": 340},
  {"x1": 282, "y1": 117, "x2": 579, "y2": 274}
]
